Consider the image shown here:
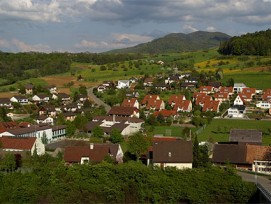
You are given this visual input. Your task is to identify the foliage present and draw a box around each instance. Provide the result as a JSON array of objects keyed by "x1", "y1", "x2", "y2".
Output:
[
  {"x1": 92, "y1": 126, "x2": 104, "y2": 138},
  {"x1": 218, "y1": 29, "x2": 271, "y2": 56},
  {"x1": 127, "y1": 132, "x2": 150, "y2": 161},
  {"x1": 0, "y1": 161, "x2": 256, "y2": 203},
  {"x1": 109, "y1": 129, "x2": 124, "y2": 144}
]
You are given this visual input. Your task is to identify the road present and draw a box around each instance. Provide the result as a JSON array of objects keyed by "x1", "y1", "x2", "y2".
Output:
[
  {"x1": 87, "y1": 87, "x2": 111, "y2": 112},
  {"x1": 238, "y1": 171, "x2": 271, "y2": 194}
]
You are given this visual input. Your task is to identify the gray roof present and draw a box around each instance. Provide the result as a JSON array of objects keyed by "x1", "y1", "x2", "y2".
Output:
[{"x1": 229, "y1": 129, "x2": 262, "y2": 145}]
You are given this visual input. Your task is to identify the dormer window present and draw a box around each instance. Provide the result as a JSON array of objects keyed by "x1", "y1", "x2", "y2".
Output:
[{"x1": 168, "y1": 152, "x2": 171, "y2": 157}]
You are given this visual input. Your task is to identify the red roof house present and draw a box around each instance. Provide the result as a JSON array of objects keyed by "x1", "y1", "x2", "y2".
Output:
[
  {"x1": 173, "y1": 100, "x2": 192, "y2": 112},
  {"x1": 199, "y1": 86, "x2": 214, "y2": 94},
  {"x1": 168, "y1": 95, "x2": 186, "y2": 106},
  {"x1": 121, "y1": 98, "x2": 139, "y2": 109},
  {"x1": 202, "y1": 100, "x2": 220, "y2": 112}
]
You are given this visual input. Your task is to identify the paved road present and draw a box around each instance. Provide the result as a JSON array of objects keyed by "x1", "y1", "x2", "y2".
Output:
[
  {"x1": 238, "y1": 171, "x2": 271, "y2": 194},
  {"x1": 87, "y1": 87, "x2": 111, "y2": 112}
]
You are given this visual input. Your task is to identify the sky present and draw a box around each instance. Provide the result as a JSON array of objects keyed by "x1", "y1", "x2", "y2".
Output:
[{"x1": 0, "y1": 0, "x2": 271, "y2": 53}]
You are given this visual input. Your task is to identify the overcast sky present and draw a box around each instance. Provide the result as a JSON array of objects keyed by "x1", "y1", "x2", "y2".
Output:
[{"x1": 0, "y1": 0, "x2": 271, "y2": 53}]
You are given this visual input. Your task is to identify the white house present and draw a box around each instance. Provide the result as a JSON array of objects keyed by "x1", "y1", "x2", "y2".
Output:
[
  {"x1": 0, "y1": 136, "x2": 45, "y2": 156},
  {"x1": 10, "y1": 96, "x2": 29, "y2": 105},
  {"x1": 233, "y1": 83, "x2": 247, "y2": 93},
  {"x1": 32, "y1": 94, "x2": 50, "y2": 103},
  {"x1": 234, "y1": 94, "x2": 245, "y2": 105},
  {"x1": 256, "y1": 101, "x2": 271, "y2": 109},
  {"x1": 36, "y1": 115, "x2": 54, "y2": 125},
  {"x1": 116, "y1": 80, "x2": 130, "y2": 89},
  {"x1": 228, "y1": 105, "x2": 246, "y2": 118}
]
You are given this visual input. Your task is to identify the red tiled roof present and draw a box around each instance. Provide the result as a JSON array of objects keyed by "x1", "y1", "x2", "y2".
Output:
[
  {"x1": 0, "y1": 122, "x2": 18, "y2": 133},
  {"x1": 219, "y1": 86, "x2": 233, "y2": 93},
  {"x1": 168, "y1": 95, "x2": 185, "y2": 105},
  {"x1": 153, "y1": 110, "x2": 177, "y2": 117},
  {"x1": 146, "y1": 99, "x2": 164, "y2": 110},
  {"x1": 213, "y1": 92, "x2": 229, "y2": 100},
  {"x1": 141, "y1": 95, "x2": 159, "y2": 105},
  {"x1": 202, "y1": 100, "x2": 220, "y2": 112},
  {"x1": 195, "y1": 95, "x2": 212, "y2": 105},
  {"x1": 193, "y1": 92, "x2": 206, "y2": 100},
  {"x1": 121, "y1": 98, "x2": 137, "y2": 107},
  {"x1": 199, "y1": 86, "x2": 214, "y2": 92},
  {"x1": 173, "y1": 100, "x2": 191, "y2": 111},
  {"x1": 0, "y1": 136, "x2": 36, "y2": 150}
]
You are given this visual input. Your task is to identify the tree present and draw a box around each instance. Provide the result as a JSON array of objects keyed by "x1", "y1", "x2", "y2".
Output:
[
  {"x1": 66, "y1": 121, "x2": 76, "y2": 137},
  {"x1": 127, "y1": 132, "x2": 149, "y2": 161},
  {"x1": 56, "y1": 113, "x2": 65, "y2": 125},
  {"x1": 193, "y1": 135, "x2": 200, "y2": 168},
  {"x1": 92, "y1": 126, "x2": 104, "y2": 138},
  {"x1": 226, "y1": 78, "x2": 234, "y2": 87},
  {"x1": 110, "y1": 129, "x2": 123, "y2": 144},
  {"x1": 41, "y1": 131, "x2": 48, "y2": 145},
  {"x1": 0, "y1": 153, "x2": 16, "y2": 172},
  {"x1": 73, "y1": 115, "x2": 88, "y2": 131}
]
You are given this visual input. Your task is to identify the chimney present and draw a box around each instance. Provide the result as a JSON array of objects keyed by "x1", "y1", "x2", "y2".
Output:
[
  {"x1": 90, "y1": 143, "x2": 94, "y2": 150},
  {"x1": 113, "y1": 114, "x2": 116, "y2": 124}
]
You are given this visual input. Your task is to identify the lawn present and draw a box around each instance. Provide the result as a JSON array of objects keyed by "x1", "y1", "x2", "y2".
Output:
[
  {"x1": 145, "y1": 125, "x2": 196, "y2": 138},
  {"x1": 198, "y1": 119, "x2": 271, "y2": 145}
]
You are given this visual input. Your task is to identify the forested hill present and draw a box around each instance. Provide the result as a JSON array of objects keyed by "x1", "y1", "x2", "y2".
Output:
[
  {"x1": 108, "y1": 31, "x2": 231, "y2": 54},
  {"x1": 218, "y1": 29, "x2": 271, "y2": 56}
]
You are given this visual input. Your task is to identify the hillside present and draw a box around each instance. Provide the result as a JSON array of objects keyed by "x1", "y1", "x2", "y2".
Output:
[
  {"x1": 218, "y1": 29, "x2": 271, "y2": 56},
  {"x1": 108, "y1": 31, "x2": 231, "y2": 54}
]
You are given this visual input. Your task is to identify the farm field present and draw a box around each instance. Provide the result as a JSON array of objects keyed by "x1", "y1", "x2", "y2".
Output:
[{"x1": 198, "y1": 119, "x2": 271, "y2": 145}]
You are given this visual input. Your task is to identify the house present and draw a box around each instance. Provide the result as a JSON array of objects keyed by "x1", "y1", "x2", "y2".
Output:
[
  {"x1": 148, "y1": 139, "x2": 193, "y2": 169},
  {"x1": 116, "y1": 80, "x2": 130, "y2": 89},
  {"x1": 202, "y1": 101, "x2": 220, "y2": 113},
  {"x1": 173, "y1": 100, "x2": 193, "y2": 112},
  {"x1": 233, "y1": 94, "x2": 245, "y2": 106},
  {"x1": 63, "y1": 112, "x2": 77, "y2": 121},
  {"x1": 195, "y1": 94, "x2": 212, "y2": 107},
  {"x1": 229, "y1": 129, "x2": 262, "y2": 145},
  {"x1": 145, "y1": 99, "x2": 165, "y2": 111},
  {"x1": 36, "y1": 115, "x2": 54, "y2": 125},
  {"x1": 102, "y1": 81, "x2": 115, "y2": 88},
  {"x1": 24, "y1": 83, "x2": 34, "y2": 95},
  {"x1": 52, "y1": 93, "x2": 71, "y2": 103},
  {"x1": 180, "y1": 82, "x2": 197, "y2": 90},
  {"x1": 212, "y1": 142, "x2": 271, "y2": 171},
  {"x1": 129, "y1": 77, "x2": 138, "y2": 84},
  {"x1": 0, "y1": 136, "x2": 45, "y2": 156},
  {"x1": 85, "y1": 116, "x2": 144, "y2": 136},
  {"x1": 108, "y1": 106, "x2": 139, "y2": 118},
  {"x1": 121, "y1": 98, "x2": 139, "y2": 109},
  {"x1": 219, "y1": 86, "x2": 234, "y2": 95},
  {"x1": 32, "y1": 94, "x2": 50, "y2": 103},
  {"x1": 168, "y1": 95, "x2": 186, "y2": 107},
  {"x1": 233, "y1": 83, "x2": 247, "y2": 93},
  {"x1": 52, "y1": 125, "x2": 67, "y2": 141},
  {"x1": 199, "y1": 86, "x2": 214, "y2": 94},
  {"x1": 262, "y1": 89, "x2": 271, "y2": 102},
  {"x1": 141, "y1": 95, "x2": 160, "y2": 107},
  {"x1": 256, "y1": 101, "x2": 271, "y2": 109},
  {"x1": 213, "y1": 92, "x2": 229, "y2": 102},
  {"x1": 77, "y1": 94, "x2": 88, "y2": 103},
  {"x1": 63, "y1": 103, "x2": 80, "y2": 112},
  {"x1": 165, "y1": 75, "x2": 180, "y2": 84},
  {"x1": 10, "y1": 95, "x2": 29, "y2": 105},
  {"x1": 143, "y1": 78, "x2": 154, "y2": 87},
  {"x1": 47, "y1": 85, "x2": 57, "y2": 94},
  {"x1": 97, "y1": 85, "x2": 107, "y2": 93},
  {"x1": 64, "y1": 143, "x2": 123, "y2": 165},
  {"x1": 240, "y1": 88, "x2": 256, "y2": 102},
  {"x1": 227, "y1": 105, "x2": 246, "y2": 118},
  {"x1": 0, "y1": 98, "x2": 13, "y2": 109},
  {"x1": 153, "y1": 83, "x2": 170, "y2": 91},
  {"x1": 0, "y1": 122, "x2": 18, "y2": 134},
  {"x1": 39, "y1": 105, "x2": 57, "y2": 117},
  {"x1": 153, "y1": 110, "x2": 178, "y2": 120},
  {"x1": 0, "y1": 124, "x2": 66, "y2": 143}
]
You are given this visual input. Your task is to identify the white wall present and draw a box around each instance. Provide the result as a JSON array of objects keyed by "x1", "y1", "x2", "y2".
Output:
[{"x1": 153, "y1": 162, "x2": 192, "y2": 170}]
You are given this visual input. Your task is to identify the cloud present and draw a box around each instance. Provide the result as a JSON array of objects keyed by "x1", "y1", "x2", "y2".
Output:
[
  {"x1": 75, "y1": 33, "x2": 153, "y2": 51},
  {"x1": 183, "y1": 25, "x2": 198, "y2": 33},
  {"x1": 206, "y1": 26, "x2": 217, "y2": 32},
  {"x1": 0, "y1": 0, "x2": 61, "y2": 22}
]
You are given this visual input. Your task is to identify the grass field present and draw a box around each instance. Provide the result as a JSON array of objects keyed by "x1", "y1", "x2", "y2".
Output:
[
  {"x1": 198, "y1": 119, "x2": 271, "y2": 145},
  {"x1": 145, "y1": 125, "x2": 196, "y2": 138}
]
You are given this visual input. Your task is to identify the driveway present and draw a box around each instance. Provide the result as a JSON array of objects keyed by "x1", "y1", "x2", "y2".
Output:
[{"x1": 87, "y1": 87, "x2": 111, "y2": 112}]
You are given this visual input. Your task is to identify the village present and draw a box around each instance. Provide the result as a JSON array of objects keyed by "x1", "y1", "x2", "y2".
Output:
[{"x1": 0, "y1": 71, "x2": 271, "y2": 175}]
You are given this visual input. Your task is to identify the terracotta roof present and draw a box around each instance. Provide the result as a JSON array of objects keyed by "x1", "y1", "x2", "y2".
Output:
[
  {"x1": 121, "y1": 98, "x2": 137, "y2": 107},
  {"x1": 193, "y1": 92, "x2": 207, "y2": 99},
  {"x1": 262, "y1": 89, "x2": 271, "y2": 101},
  {"x1": 153, "y1": 110, "x2": 177, "y2": 117},
  {"x1": 202, "y1": 100, "x2": 220, "y2": 112},
  {"x1": 0, "y1": 136, "x2": 36, "y2": 150},
  {"x1": 173, "y1": 100, "x2": 191, "y2": 112},
  {"x1": 229, "y1": 129, "x2": 262, "y2": 145},
  {"x1": 219, "y1": 86, "x2": 233, "y2": 93},
  {"x1": 141, "y1": 95, "x2": 160, "y2": 105},
  {"x1": 108, "y1": 106, "x2": 138, "y2": 116},
  {"x1": 168, "y1": 95, "x2": 185, "y2": 105},
  {"x1": 213, "y1": 92, "x2": 229, "y2": 100},
  {"x1": 199, "y1": 86, "x2": 214, "y2": 92},
  {"x1": 146, "y1": 99, "x2": 164, "y2": 110},
  {"x1": 195, "y1": 94, "x2": 212, "y2": 105},
  {"x1": 0, "y1": 122, "x2": 18, "y2": 133},
  {"x1": 152, "y1": 140, "x2": 193, "y2": 163}
]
